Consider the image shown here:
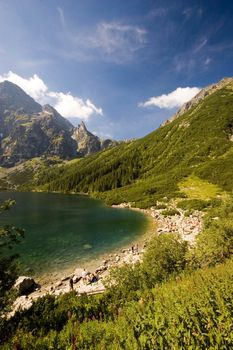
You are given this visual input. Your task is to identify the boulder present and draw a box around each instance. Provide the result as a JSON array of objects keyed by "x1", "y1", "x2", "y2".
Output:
[
  {"x1": 73, "y1": 268, "x2": 84, "y2": 283},
  {"x1": 14, "y1": 276, "x2": 36, "y2": 295},
  {"x1": 95, "y1": 265, "x2": 107, "y2": 273}
]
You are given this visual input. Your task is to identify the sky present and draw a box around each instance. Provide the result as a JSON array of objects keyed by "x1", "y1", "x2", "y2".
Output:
[{"x1": 0, "y1": 0, "x2": 233, "y2": 140}]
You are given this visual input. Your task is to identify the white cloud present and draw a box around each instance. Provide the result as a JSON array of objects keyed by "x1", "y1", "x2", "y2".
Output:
[
  {"x1": 0, "y1": 71, "x2": 48, "y2": 101},
  {"x1": 139, "y1": 87, "x2": 201, "y2": 109},
  {"x1": 0, "y1": 71, "x2": 103, "y2": 120},
  {"x1": 48, "y1": 92, "x2": 103, "y2": 119}
]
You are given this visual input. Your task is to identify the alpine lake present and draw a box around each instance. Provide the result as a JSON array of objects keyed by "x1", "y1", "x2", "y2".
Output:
[{"x1": 0, "y1": 191, "x2": 149, "y2": 278}]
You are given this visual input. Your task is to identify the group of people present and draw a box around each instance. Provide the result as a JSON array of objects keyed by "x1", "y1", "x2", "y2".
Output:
[{"x1": 69, "y1": 269, "x2": 99, "y2": 290}]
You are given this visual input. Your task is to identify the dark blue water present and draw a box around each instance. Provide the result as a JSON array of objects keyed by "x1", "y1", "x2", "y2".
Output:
[{"x1": 0, "y1": 192, "x2": 148, "y2": 276}]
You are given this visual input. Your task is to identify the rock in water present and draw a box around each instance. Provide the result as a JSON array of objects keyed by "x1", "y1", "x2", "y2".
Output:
[{"x1": 14, "y1": 276, "x2": 36, "y2": 295}]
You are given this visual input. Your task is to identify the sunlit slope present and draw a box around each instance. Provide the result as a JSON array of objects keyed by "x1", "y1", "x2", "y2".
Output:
[{"x1": 37, "y1": 83, "x2": 233, "y2": 207}]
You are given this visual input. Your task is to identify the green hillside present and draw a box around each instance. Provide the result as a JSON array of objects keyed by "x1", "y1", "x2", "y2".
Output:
[{"x1": 33, "y1": 81, "x2": 233, "y2": 208}]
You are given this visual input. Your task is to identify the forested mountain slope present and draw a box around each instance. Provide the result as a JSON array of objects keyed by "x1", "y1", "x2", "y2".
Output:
[{"x1": 34, "y1": 78, "x2": 233, "y2": 207}]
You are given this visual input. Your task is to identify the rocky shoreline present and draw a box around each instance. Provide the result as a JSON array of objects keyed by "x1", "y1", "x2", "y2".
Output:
[
  {"x1": 9, "y1": 242, "x2": 146, "y2": 318},
  {"x1": 8, "y1": 203, "x2": 203, "y2": 317}
]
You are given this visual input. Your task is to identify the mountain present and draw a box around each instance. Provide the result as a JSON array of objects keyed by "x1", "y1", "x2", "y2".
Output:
[
  {"x1": 72, "y1": 121, "x2": 118, "y2": 157},
  {"x1": 0, "y1": 80, "x2": 42, "y2": 117},
  {"x1": 162, "y1": 77, "x2": 233, "y2": 126},
  {"x1": 0, "y1": 81, "x2": 117, "y2": 167},
  {"x1": 32, "y1": 77, "x2": 233, "y2": 208}
]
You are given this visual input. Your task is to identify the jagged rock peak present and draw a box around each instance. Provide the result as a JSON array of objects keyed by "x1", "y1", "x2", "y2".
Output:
[
  {"x1": 0, "y1": 81, "x2": 118, "y2": 166},
  {"x1": 162, "y1": 77, "x2": 233, "y2": 127},
  {"x1": 78, "y1": 121, "x2": 88, "y2": 132}
]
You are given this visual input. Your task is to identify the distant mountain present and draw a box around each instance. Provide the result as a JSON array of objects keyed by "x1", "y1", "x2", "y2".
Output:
[
  {"x1": 0, "y1": 81, "x2": 117, "y2": 167},
  {"x1": 33, "y1": 77, "x2": 233, "y2": 208}
]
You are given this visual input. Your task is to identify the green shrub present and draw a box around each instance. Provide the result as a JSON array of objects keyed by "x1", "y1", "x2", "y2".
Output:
[
  {"x1": 141, "y1": 233, "x2": 188, "y2": 287},
  {"x1": 161, "y1": 208, "x2": 180, "y2": 216},
  {"x1": 177, "y1": 199, "x2": 211, "y2": 211},
  {"x1": 192, "y1": 198, "x2": 233, "y2": 267},
  {"x1": 153, "y1": 203, "x2": 167, "y2": 209}
]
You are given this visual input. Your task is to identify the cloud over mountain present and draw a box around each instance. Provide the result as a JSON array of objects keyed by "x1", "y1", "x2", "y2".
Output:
[
  {"x1": 0, "y1": 71, "x2": 103, "y2": 120},
  {"x1": 139, "y1": 87, "x2": 201, "y2": 109}
]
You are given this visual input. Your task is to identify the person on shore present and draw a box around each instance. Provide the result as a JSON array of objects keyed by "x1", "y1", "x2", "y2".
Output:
[
  {"x1": 69, "y1": 277, "x2": 73, "y2": 291},
  {"x1": 82, "y1": 268, "x2": 88, "y2": 279}
]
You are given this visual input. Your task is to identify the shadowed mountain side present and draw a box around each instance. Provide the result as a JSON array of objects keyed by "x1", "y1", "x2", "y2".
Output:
[{"x1": 0, "y1": 81, "x2": 118, "y2": 167}]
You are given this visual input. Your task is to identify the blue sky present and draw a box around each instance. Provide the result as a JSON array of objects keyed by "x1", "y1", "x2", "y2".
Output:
[{"x1": 0, "y1": 0, "x2": 233, "y2": 139}]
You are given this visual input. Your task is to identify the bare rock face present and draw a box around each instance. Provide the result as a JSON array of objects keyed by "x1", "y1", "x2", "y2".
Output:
[
  {"x1": 0, "y1": 81, "x2": 118, "y2": 166},
  {"x1": 72, "y1": 121, "x2": 119, "y2": 156},
  {"x1": 72, "y1": 121, "x2": 101, "y2": 156},
  {"x1": 14, "y1": 276, "x2": 36, "y2": 295}
]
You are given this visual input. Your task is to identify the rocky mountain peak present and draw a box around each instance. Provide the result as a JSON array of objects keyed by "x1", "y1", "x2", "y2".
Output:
[
  {"x1": 72, "y1": 121, "x2": 101, "y2": 156},
  {"x1": 79, "y1": 121, "x2": 88, "y2": 131},
  {"x1": 0, "y1": 80, "x2": 42, "y2": 115},
  {"x1": 0, "y1": 81, "x2": 118, "y2": 166}
]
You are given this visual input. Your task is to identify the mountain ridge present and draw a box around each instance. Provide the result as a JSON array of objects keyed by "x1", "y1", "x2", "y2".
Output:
[{"x1": 0, "y1": 80, "x2": 117, "y2": 166}]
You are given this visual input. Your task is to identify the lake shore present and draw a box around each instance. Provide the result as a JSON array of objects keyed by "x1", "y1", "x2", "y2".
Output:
[
  {"x1": 35, "y1": 206, "x2": 155, "y2": 285},
  {"x1": 9, "y1": 207, "x2": 156, "y2": 317},
  {"x1": 9, "y1": 203, "x2": 203, "y2": 317}
]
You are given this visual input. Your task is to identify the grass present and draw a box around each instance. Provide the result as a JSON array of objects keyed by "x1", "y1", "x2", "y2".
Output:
[{"x1": 178, "y1": 175, "x2": 222, "y2": 199}]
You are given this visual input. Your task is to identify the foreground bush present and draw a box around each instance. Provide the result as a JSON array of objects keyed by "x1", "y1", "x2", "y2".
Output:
[
  {"x1": 3, "y1": 258, "x2": 233, "y2": 349},
  {"x1": 193, "y1": 198, "x2": 233, "y2": 267}
]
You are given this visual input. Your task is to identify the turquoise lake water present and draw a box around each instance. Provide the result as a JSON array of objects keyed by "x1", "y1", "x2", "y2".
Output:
[{"x1": 0, "y1": 192, "x2": 148, "y2": 276}]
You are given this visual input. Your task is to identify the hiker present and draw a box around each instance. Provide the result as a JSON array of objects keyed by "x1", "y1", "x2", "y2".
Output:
[
  {"x1": 69, "y1": 277, "x2": 73, "y2": 291},
  {"x1": 82, "y1": 268, "x2": 88, "y2": 279}
]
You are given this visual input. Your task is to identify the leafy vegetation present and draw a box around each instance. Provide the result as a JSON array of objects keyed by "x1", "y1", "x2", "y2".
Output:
[
  {"x1": 0, "y1": 200, "x2": 24, "y2": 316},
  {"x1": 177, "y1": 199, "x2": 212, "y2": 211},
  {"x1": 193, "y1": 198, "x2": 233, "y2": 267},
  {"x1": 161, "y1": 208, "x2": 180, "y2": 216},
  {"x1": 0, "y1": 157, "x2": 64, "y2": 191}
]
